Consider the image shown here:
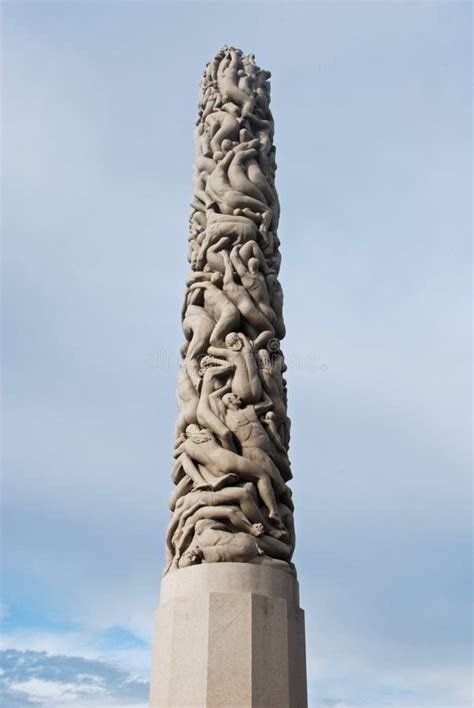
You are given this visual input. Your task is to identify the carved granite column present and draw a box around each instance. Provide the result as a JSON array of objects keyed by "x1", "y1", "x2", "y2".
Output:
[{"x1": 150, "y1": 47, "x2": 307, "y2": 708}]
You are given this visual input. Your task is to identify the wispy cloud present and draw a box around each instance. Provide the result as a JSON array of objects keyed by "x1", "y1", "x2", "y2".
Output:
[
  {"x1": 0, "y1": 627, "x2": 150, "y2": 682},
  {"x1": 0, "y1": 649, "x2": 148, "y2": 708}
]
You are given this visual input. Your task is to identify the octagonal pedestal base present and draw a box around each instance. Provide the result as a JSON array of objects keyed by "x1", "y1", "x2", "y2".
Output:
[{"x1": 149, "y1": 562, "x2": 307, "y2": 708}]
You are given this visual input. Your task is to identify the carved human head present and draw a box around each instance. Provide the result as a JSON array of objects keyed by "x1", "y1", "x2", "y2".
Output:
[
  {"x1": 210, "y1": 272, "x2": 223, "y2": 286},
  {"x1": 180, "y1": 546, "x2": 203, "y2": 567},
  {"x1": 198, "y1": 355, "x2": 213, "y2": 376},
  {"x1": 185, "y1": 424, "x2": 212, "y2": 443},
  {"x1": 222, "y1": 393, "x2": 243, "y2": 410},
  {"x1": 225, "y1": 332, "x2": 243, "y2": 351},
  {"x1": 256, "y1": 348, "x2": 270, "y2": 368}
]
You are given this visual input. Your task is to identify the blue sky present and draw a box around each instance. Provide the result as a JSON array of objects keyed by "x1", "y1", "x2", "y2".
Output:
[{"x1": 1, "y1": 1, "x2": 471, "y2": 707}]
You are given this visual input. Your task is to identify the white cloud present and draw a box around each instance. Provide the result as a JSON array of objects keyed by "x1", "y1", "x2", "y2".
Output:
[
  {"x1": 0, "y1": 649, "x2": 148, "y2": 708},
  {"x1": 10, "y1": 677, "x2": 101, "y2": 702},
  {"x1": 1, "y1": 629, "x2": 150, "y2": 681},
  {"x1": 59, "y1": 703, "x2": 147, "y2": 708}
]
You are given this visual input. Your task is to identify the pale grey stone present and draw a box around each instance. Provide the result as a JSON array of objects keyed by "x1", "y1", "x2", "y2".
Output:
[
  {"x1": 164, "y1": 46, "x2": 298, "y2": 575},
  {"x1": 151, "y1": 47, "x2": 308, "y2": 706},
  {"x1": 149, "y1": 563, "x2": 307, "y2": 707}
]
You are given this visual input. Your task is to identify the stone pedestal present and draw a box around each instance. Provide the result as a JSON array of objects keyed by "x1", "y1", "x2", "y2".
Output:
[{"x1": 149, "y1": 562, "x2": 307, "y2": 708}]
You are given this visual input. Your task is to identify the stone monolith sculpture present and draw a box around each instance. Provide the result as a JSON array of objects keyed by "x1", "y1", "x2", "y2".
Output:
[{"x1": 149, "y1": 47, "x2": 307, "y2": 708}]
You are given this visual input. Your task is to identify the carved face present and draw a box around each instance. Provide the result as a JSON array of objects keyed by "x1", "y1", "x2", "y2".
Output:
[
  {"x1": 225, "y1": 333, "x2": 242, "y2": 351},
  {"x1": 256, "y1": 349, "x2": 270, "y2": 369},
  {"x1": 223, "y1": 393, "x2": 242, "y2": 410},
  {"x1": 180, "y1": 547, "x2": 202, "y2": 567},
  {"x1": 186, "y1": 425, "x2": 212, "y2": 443}
]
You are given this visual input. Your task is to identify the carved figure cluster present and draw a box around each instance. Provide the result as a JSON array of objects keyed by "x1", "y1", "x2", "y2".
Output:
[{"x1": 165, "y1": 47, "x2": 295, "y2": 575}]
